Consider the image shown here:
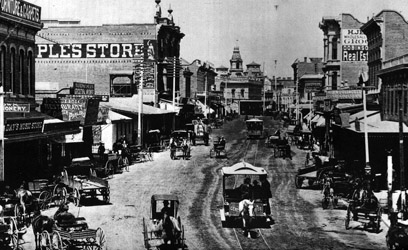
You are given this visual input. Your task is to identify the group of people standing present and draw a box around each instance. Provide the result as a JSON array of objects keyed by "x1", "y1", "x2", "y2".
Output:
[{"x1": 239, "y1": 176, "x2": 272, "y2": 215}]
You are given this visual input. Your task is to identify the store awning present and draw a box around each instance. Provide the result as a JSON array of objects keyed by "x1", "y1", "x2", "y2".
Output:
[
  {"x1": 51, "y1": 128, "x2": 84, "y2": 144},
  {"x1": 102, "y1": 96, "x2": 177, "y2": 115},
  {"x1": 108, "y1": 110, "x2": 132, "y2": 122}
]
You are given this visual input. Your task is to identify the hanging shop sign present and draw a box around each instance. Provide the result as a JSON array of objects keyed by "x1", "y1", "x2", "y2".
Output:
[
  {"x1": 4, "y1": 102, "x2": 30, "y2": 113},
  {"x1": 0, "y1": 0, "x2": 41, "y2": 24},
  {"x1": 5, "y1": 117, "x2": 44, "y2": 136},
  {"x1": 73, "y1": 82, "x2": 95, "y2": 95},
  {"x1": 41, "y1": 97, "x2": 100, "y2": 126}
]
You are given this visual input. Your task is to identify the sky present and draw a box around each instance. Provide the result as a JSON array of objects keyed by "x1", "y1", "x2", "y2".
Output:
[{"x1": 29, "y1": 0, "x2": 408, "y2": 77}]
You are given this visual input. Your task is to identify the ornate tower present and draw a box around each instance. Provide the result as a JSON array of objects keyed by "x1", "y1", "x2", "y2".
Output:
[{"x1": 229, "y1": 46, "x2": 244, "y2": 75}]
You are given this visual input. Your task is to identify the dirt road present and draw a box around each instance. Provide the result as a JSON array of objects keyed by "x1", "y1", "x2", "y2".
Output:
[{"x1": 21, "y1": 116, "x2": 388, "y2": 249}]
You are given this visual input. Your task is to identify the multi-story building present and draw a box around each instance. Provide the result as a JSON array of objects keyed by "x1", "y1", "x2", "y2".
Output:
[
  {"x1": 319, "y1": 14, "x2": 368, "y2": 91},
  {"x1": 361, "y1": 10, "x2": 408, "y2": 89},
  {"x1": 291, "y1": 57, "x2": 324, "y2": 111},
  {"x1": 214, "y1": 46, "x2": 264, "y2": 114},
  {"x1": 0, "y1": 0, "x2": 80, "y2": 184}
]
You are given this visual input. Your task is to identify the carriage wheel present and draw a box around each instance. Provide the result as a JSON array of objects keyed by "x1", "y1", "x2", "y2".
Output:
[
  {"x1": 105, "y1": 161, "x2": 115, "y2": 177},
  {"x1": 40, "y1": 230, "x2": 51, "y2": 250},
  {"x1": 38, "y1": 190, "x2": 52, "y2": 210},
  {"x1": 210, "y1": 149, "x2": 214, "y2": 158},
  {"x1": 375, "y1": 207, "x2": 383, "y2": 233},
  {"x1": 142, "y1": 218, "x2": 149, "y2": 248},
  {"x1": 345, "y1": 206, "x2": 351, "y2": 230},
  {"x1": 103, "y1": 186, "x2": 110, "y2": 204},
  {"x1": 295, "y1": 176, "x2": 302, "y2": 189},
  {"x1": 322, "y1": 198, "x2": 329, "y2": 210},
  {"x1": 122, "y1": 157, "x2": 130, "y2": 172},
  {"x1": 93, "y1": 227, "x2": 106, "y2": 250},
  {"x1": 9, "y1": 217, "x2": 18, "y2": 250},
  {"x1": 73, "y1": 188, "x2": 81, "y2": 207},
  {"x1": 51, "y1": 231, "x2": 63, "y2": 250},
  {"x1": 52, "y1": 185, "x2": 68, "y2": 207}
]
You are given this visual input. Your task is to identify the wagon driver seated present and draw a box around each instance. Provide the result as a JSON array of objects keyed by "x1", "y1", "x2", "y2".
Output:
[
  {"x1": 360, "y1": 180, "x2": 378, "y2": 210},
  {"x1": 152, "y1": 210, "x2": 181, "y2": 245},
  {"x1": 54, "y1": 204, "x2": 76, "y2": 227}
]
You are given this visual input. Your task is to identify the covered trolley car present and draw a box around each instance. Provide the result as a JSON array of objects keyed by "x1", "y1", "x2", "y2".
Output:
[
  {"x1": 245, "y1": 118, "x2": 265, "y2": 139},
  {"x1": 220, "y1": 162, "x2": 272, "y2": 228}
]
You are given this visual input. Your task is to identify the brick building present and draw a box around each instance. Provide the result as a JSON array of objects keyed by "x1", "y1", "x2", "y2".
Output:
[
  {"x1": 319, "y1": 14, "x2": 368, "y2": 90},
  {"x1": 0, "y1": 0, "x2": 80, "y2": 184},
  {"x1": 361, "y1": 10, "x2": 408, "y2": 89}
]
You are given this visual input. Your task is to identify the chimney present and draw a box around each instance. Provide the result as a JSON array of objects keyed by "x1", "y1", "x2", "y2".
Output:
[{"x1": 304, "y1": 57, "x2": 307, "y2": 62}]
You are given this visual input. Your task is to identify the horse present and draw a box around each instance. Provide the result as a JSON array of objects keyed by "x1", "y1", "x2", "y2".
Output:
[
  {"x1": 31, "y1": 211, "x2": 55, "y2": 250},
  {"x1": 321, "y1": 177, "x2": 334, "y2": 209},
  {"x1": 181, "y1": 139, "x2": 189, "y2": 159},
  {"x1": 153, "y1": 213, "x2": 181, "y2": 246},
  {"x1": 239, "y1": 199, "x2": 255, "y2": 237}
]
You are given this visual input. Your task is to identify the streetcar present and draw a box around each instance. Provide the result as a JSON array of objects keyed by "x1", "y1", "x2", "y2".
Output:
[
  {"x1": 219, "y1": 161, "x2": 272, "y2": 228},
  {"x1": 245, "y1": 118, "x2": 266, "y2": 139}
]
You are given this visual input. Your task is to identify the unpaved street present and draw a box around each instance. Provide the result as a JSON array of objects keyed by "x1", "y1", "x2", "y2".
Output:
[{"x1": 22, "y1": 116, "x2": 389, "y2": 249}]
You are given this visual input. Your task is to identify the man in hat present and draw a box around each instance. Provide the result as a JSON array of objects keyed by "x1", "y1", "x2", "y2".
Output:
[
  {"x1": 54, "y1": 204, "x2": 76, "y2": 226},
  {"x1": 161, "y1": 200, "x2": 171, "y2": 218}
]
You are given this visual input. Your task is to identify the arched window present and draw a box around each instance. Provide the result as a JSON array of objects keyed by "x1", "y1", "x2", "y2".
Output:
[
  {"x1": 231, "y1": 89, "x2": 235, "y2": 97},
  {"x1": 0, "y1": 46, "x2": 4, "y2": 89},
  {"x1": 19, "y1": 49, "x2": 24, "y2": 94},
  {"x1": 10, "y1": 47, "x2": 15, "y2": 93},
  {"x1": 27, "y1": 51, "x2": 33, "y2": 95}
]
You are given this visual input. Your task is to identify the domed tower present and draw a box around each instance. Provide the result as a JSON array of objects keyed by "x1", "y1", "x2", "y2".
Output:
[{"x1": 229, "y1": 46, "x2": 244, "y2": 75}]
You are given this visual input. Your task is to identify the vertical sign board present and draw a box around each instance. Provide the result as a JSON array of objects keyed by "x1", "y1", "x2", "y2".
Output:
[{"x1": 342, "y1": 29, "x2": 368, "y2": 61}]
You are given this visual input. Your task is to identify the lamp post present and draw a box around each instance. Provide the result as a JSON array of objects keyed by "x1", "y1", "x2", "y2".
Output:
[
  {"x1": 274, "y1": 60, "x2": 277, "y2": 111},
  {"x1": 362, "y1": 82, "x2": 371, "y2": 177}
]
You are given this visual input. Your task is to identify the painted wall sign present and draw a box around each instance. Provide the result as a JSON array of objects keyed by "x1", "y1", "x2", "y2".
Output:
[
  {"x1": 4, "y1": 103, "x2": 30, "y2": 113},
  {"x1": 5, "y1": 117, "x2": 44, "y2": 135},
  {"x1": 0, "y1": 0, "x2": 41, "y2": 24},
  {"x1": 37, "y1": 43, "x2": 144, "y2": 59},
  {"x1": 342, "y1": 29, "x2": 368, "y2": 62}
]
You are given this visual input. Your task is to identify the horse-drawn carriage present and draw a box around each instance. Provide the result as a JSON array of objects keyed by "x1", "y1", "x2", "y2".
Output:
[
  {"x1": 125, "y1": 145, "x2": 153, "y2": 163},
  {"x1": 345, "y1": 182, "x2": 383, "y2": 233},
  {"x1": 220, "y1": 162, "x2": 271, "y2": 229},
  {"x1": 93, "y1": 151, "x2": 130, "y2": 176},
  {"x1": 265, "y1": 131, "x2": 291, "y2": 159},
  {"x1": 209, "y1": 136, "x2": 226, "y2": 158},
  {"x1": 35, "y1": 208, "x2": 106, "y2": 250},
  {"x1": 142, "y1": 194, "x2": 186, "y2": 250},
  {"x1": 170, "y1": 130, "x2": 191, "y2": 160},
  {"x1": 146, "y1": 129, "x2": 166, "y2": 152},
  {"x1": 187, "y1": 120, "x2": 210, "y2": 146},
  {"x1": 246, "y1": 118, "x2": 266, "y2": 139}
]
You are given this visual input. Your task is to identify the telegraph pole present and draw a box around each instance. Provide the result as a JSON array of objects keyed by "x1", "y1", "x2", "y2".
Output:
[
  {"x1": 0, "y1": 86, "x2": 4, "y2": 181},
  {"x1": 137, "y1": 63, "x2": 144, "y2": 146}
]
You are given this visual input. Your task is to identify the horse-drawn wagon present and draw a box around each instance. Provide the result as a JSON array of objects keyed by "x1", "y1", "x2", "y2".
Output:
[
  {"x1": 345, "y1": 181, "x2": 383, "y2": 233},
  {"x1": 61, "y1": 169, "x2": 110, "y2": 206},
  {"x1": 187, "y1": 120, "x2": 210, "y2": 146},
  {"x1": 220, "y1": 162, "x2": 272, "y2": 229},
  {"x1": 146, "y1": 129, "x2": 166, "y2": 152},
  {"x1": 142, "y1": 194, "x2": 186, "y2": 250},
  {"x1": 27, "y1": 178, "x2": 67, "y2": 210}
]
